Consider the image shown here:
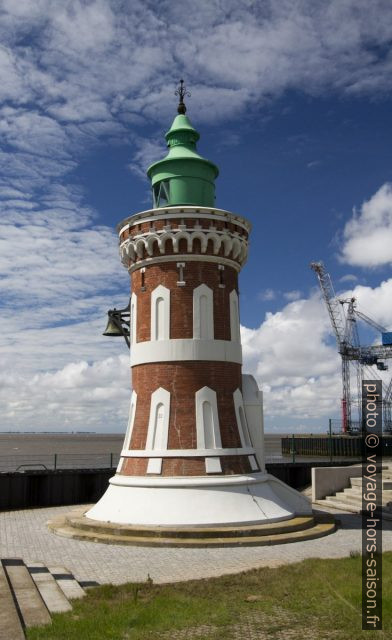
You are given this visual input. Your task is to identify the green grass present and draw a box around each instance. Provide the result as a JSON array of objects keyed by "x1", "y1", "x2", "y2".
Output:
[{"x1": 27, "y1": 552, "x2": 392, "y2": 640}]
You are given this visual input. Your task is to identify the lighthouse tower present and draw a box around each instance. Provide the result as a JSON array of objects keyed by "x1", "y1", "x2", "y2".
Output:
[{"x1": 86, "y1": 87, "x2": 311, "y2": 529}]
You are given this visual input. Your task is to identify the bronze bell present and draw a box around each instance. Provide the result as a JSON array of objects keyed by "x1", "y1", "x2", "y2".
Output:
[{"x1": 102, "y1": 314, "x2": 123, "y2": 337}]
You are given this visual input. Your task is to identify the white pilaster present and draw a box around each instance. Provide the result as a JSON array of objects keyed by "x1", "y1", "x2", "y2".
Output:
[
  {"x1": 193, "y1": 284, "x2": 214, "y2": 339},
  {"x1": 145, "y1": 387, "x2": 171, "y2": 474},
  {"x1": 151, "y1": 285, "x2": 170, "y2": 341},
  {"x1": 195, "y1": 386, "x2": 222, "y2": 473}
]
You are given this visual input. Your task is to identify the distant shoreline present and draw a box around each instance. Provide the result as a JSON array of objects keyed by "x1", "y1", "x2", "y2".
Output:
[{"x1": 0, "y1": 431, "x2": 292, "y2": 436}]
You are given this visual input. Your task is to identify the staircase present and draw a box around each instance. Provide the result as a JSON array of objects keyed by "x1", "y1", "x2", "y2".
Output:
[
  {"x1": 0, "y1": 558, "x2": 98, "y2": 639},
  {"x1": 314, "y1": 468, "x2": 392, "y2": 517}
]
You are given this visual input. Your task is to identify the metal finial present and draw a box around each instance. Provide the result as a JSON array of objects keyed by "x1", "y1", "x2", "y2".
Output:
[{"x1": 175, "y1": 79, "x2": 191, "y2": 114}]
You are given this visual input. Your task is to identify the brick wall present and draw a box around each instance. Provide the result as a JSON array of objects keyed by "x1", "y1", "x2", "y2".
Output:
[
  {"x1": 132, "y1": 261, "x2": 238, "y2": 342},
  {"x1": 117, "y1": 361, "x2": 249, "y2": 477}
]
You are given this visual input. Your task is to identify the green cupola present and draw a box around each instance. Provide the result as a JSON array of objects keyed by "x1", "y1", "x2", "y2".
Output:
[{"x1": 147, "y1": 80, "x2": 219, "y2": 208}]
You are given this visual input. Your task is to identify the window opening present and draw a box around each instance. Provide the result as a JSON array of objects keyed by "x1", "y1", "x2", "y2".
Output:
[{"x1": 153, "y1": 180, "x2": 170, "y2": 208}]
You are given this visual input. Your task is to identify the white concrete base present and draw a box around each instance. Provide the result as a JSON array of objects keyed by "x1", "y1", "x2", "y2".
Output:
[{"x1": 86, "y1": 472, "x2": 311, "y2": 527}]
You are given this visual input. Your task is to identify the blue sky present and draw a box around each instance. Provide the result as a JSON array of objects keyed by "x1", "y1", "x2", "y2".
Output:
[{"x1": 1, "y1": 0, "x2": 392, "y2": 433}]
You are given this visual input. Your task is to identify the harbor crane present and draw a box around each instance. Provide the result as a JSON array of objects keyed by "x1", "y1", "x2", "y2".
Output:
[{"x1": 311, "y1": 262, "x2": 392, "y2": 432}]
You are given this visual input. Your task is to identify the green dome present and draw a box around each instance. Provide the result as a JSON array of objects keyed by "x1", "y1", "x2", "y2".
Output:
[{"x1": 147, "y1": 113, "x2": 219, "y2": 208}]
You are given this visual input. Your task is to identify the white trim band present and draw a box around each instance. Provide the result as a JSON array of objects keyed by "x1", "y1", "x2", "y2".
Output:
[
  {"x1": 120, "y1": 447, "x2": 256, "y2": 458},
  {"x1": 130, "y1": 338, "x2": 242, "y2": 366},
  {"x1": 117, "y1": 206, "x2": 252, "y2": 235},
  {"x1": 127, "y1": 254, "x2": 243, "y2": 274},
  {"x1": 110, "y1": 472, "x2": 269, "y2": 488}
]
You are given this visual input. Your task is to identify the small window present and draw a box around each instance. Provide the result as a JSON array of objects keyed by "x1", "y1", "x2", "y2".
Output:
[{"x1": 153, "y1": 180, "x2": 170, "y2": 208}]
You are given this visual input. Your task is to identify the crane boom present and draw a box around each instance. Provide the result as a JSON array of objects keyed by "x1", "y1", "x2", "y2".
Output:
[
  {"x1": 355, "y1": 309, "x2": 387, "y2": 334},
  {"x1": 310, "y1": 262, "x2": 345, "y2": 346}
]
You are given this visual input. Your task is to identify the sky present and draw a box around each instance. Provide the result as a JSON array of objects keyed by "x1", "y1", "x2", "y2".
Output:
[{"x1": 0, "y1": 0, "x2": 392, "y2": 434}]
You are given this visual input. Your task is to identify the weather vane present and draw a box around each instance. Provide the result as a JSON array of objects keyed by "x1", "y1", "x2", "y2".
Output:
[{"x1": 175, "y1": 79, "x2": 191, "y2": 114}]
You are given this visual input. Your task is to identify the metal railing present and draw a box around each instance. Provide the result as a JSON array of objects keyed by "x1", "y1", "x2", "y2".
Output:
[
  {"x1": 0, "y1": 450, "x2": 369, "y2": 473},
  {"x1": 281, "y1": 433, "x2": 392, "y2": 463},
  {"x1": 0, "y1": 453, "x2": 120, "y2": 473}
]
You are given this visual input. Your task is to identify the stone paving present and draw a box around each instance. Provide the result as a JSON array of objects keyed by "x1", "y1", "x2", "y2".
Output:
[{"x1": 1, "y1": 505, "x2": 391, "y2": 586}]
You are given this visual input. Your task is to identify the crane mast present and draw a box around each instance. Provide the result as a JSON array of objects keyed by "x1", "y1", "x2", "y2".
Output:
[
  {"x1": 311, "y1": 261, "x2": 392, "y2": 433},
  {"x1": 311, "y1": 262, "x2": 351, "y2": 432},
  {"x1": 310, "y1": 262, "x2": 345, "y2": 345}
]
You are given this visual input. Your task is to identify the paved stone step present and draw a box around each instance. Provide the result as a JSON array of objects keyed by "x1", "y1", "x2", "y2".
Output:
[
  {"x1": 350, "y1": 476, "x2": 392, "y2": 489},
  {"x1": 335, "y1": 493, "x2": 363, "y2": 507},
  {"x1": 342, "y1": 490, "x2": 364, "y2": 500},
  {"x1": 315, "y1": 498, "x2": 392, "y2": 518},
  {"x1": 2, "y1": 559, "x2": 51, "y2": 628},
  {"x1": 48, "y1": 515, "x2": 335, "y2": 548},
  {"x1": 27, "y1": 564, "x2": 72, "y2": 614},
  {"x1": 48, "y1": 567, "x2": 86, "y2": 601},
  {"x1": 313, "y1": 499, "x2": 360, "y2": 513},
  {"x1": 339, "y1": 489, "x2": 392, "y2": 507},
  {"x1": 328, "y1": 492, "x2": 362, "y2": 504},
  {"x1": 0, "y1": 561, "x2": 25, "y2": 640},
  {"x1": 344, "y1": 486, "x2": 362, "y2": 495},
  {"x1": 78, "y1": 580, "x2": 100, "y2": 589},
  {"x1": 334, "y1": 492, "x2": 391, "y2": 508},
  {"x1": 62, "y1": 509, "x2": 316, "y2": 540}
]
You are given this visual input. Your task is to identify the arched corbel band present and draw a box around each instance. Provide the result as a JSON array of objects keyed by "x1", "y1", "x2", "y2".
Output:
[{"x1": 119, "y1": 227, "x2": 248, "y2": 268}]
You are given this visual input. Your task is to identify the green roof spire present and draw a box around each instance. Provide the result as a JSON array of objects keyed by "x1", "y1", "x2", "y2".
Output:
[{"x1": 147, "y1": 80, "x2": 219, "y2": 208}]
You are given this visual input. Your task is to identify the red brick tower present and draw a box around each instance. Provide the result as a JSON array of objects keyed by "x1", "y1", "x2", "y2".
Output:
[{"x1": 87, "y1": 89, "x2": 311, "y2": 527}]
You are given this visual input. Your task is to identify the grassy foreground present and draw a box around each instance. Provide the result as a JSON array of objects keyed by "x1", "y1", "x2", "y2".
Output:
[{"x1": 27, "y1": 552, "x2": 392, "y2": 640}]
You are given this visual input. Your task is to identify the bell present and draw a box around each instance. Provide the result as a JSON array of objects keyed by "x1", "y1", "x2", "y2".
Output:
[{"x1": 102, "y1": 314, "x2": 123, "y2": 337}]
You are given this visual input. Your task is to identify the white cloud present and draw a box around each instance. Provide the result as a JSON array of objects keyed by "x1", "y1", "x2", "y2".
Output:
[
  {"x1": 258, "y1": 288, "x2": 276, "y2": 301},
  {"x1": 242, "y1": 294, "x2": 338, "y2": 390},
  {"x1": 0, "y1": 355, "x2": 129, "y2": 431},
  {"x1": 0, "y1": 181, "x2": 129, "y2": 393},
  {"x1": 0, "y1": 1, "x2": 389, "y2": 212},
  {"x1": 242, "y1": 277, "x2": 392, "y2": 423},
  {"x1": 307, "y1": 160, "x2": 321, "y2": 169},
  {"x1": 127, "y1": 137, "x2": 167, "y2": 180},
  {"x1": 0, "y1": 2, "x2": 391, "y2": 140},
  {"x1": 340, "y1": 183, "x2": 392, "y2": 267},
  {"x1": 349, "y1": 279, "x2": 392, "y2": 330},
  {"x1": 0, "y1": 189, "x2": 126, "y2": 309},
  {"x1": 339, "y1": 273, "x2": 358, "y2": 283},
  {"x1": 283, "y1": 290, "x2": 302, "y2": 301}
]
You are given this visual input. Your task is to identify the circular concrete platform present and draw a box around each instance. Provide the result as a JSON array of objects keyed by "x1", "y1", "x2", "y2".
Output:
[
  {"x1": 3, "y1": 505, "x2": 392, "y2": 585},
  {"x1": 48, "y1": 506, "x2": 336, "y2": 547}
]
